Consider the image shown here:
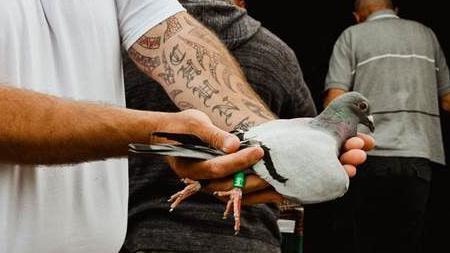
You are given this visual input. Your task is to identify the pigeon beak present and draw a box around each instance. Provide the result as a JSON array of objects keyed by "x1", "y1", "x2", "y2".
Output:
[{"x1": 365, "y1": 115, "x2": 375, "y2": 132}]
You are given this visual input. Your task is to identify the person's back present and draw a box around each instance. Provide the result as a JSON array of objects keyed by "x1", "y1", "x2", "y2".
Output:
[
  {"x1": 330, "y1": 11, "x2": 447, "y2": 164},
  {"x1": 324, "y1": 0, "x2": 450, "y2": 252}
]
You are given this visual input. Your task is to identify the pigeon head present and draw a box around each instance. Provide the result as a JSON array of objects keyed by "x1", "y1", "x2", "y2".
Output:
[
  {"x1": 329, "y1": 91, "x2": 375, "y2": 133},
  {"x1": 311, "y1": 91, "x2": 374, "y2": 145}
]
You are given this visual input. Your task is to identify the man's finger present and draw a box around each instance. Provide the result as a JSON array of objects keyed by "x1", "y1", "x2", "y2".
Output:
[
  {"x1": 200, "y1": 147, "x2": 264, "y2": 179},
  {"x1": 169, "y1": 146, "x2": 264, "y2": 180},
  {"x1": 343, "y1": 137, "x2": 365, "y2": 151},
  {"x1": 343, "y1": 164, "x2": 357, "y2": 177},
  {"x1": 339, "y1": 149, "x2": 366, "y2": 166},
  {"x1": 357, "y1": 133, "x2": 375, "y2": 151},
  {"x1": 177, "y1": 109, "x2": 241, "y2": 153},
  {"x1": 201, "y1": 126, "x2": 240, "y2": 153}
]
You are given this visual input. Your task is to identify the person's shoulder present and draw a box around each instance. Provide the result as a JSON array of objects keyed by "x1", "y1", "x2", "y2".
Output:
[
  {"x1": 397, "y1": 18, "x2": 437, "y2": 37},
  {"x1": 398, "y1": 17, "x2": 428, "y2": 28}
]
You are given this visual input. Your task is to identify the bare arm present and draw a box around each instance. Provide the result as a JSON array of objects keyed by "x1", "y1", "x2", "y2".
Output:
[
  {"x1": 128, "y1": 11, "x2": 275, "y2": 131},
  {"x1": 442, "y1": 92, "x2": 450, "y2": 112},
  {"x1": 0, "y1": 85, "x2": 236, "y2": 165},
  {"x1": 323, "y1": 88, "x2": 347, "y2": 107}
]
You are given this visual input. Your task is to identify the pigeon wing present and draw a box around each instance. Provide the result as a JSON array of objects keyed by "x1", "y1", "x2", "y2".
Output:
[{"x1": 128, "y1": 143, "x2": 225, "y2": 160}]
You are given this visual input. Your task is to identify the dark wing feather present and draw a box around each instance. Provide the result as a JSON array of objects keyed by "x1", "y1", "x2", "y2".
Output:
[
  {"x1": 153, "y1": 132, "x2": 207, "y2": 146},
  {"x1": 128, "y1": 143, "x2": 225, "y2": 160}
]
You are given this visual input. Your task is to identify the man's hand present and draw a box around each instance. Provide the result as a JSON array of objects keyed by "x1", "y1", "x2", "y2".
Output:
[
  {"x1": 204, "y1": 133, "x2": 375, "y2": 205},
  {"x1": 163, "y1": 109, "x2": 265, "y2": 180}
]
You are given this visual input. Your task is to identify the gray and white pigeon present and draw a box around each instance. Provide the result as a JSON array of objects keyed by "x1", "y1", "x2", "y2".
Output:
[{"x1": 129, "y1": 91, "x2": 374, "y2": 232}]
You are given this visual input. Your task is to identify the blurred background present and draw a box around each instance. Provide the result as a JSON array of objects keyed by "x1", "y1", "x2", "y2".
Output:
[{"x1": 245, "y1": 0, "x2": 450, "y2": 252}]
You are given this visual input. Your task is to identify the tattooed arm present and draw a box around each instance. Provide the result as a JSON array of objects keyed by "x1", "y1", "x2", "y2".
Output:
[{"x1": 128, "y1": 11, "x2": 274, "y2": 132}]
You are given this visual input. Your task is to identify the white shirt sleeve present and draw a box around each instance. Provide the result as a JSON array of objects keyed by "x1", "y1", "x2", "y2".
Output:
[{"x1": 116, "y1": 0, "x2": 185, "y2": 50}]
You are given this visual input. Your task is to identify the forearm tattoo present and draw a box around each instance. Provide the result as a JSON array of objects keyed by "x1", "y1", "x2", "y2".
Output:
[
  {"x1": 158, "y1": 50, "x2": 175, "y2": 86},
  {"x1": 169, "y1": 89, "x2": 183, "y2": 100},
  {"x1": 212, "y1": 96, "x2": 240, "y2": 126},
  {"x1": 169, "y1": 45, "x2": 186, "y2": 65},
  {"x1": 233, "y1": 116, "x2": 256, "y2": 132},
  {"x1": 192, "y1": 80, "x2": 219, "y2": 107},
  {"x1": 178, "y1": 59, "x2": 202, "y2": 88},
  {"x1": 164, "y1": 16, "x2": 182, "y2": 42},
  {"x1": 128, "y1": 47, "x2": 161, "y2": 74},
  {"x1": 137, "y1": 35, "x2": 161, "y2": 49},
  {"x1": 129, "y1": 12, "x2": 274, "y2": 129}
]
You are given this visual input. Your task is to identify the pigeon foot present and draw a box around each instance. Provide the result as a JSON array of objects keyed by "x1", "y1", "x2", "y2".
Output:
[
  {"x1": 168, "y1": 178, "x2": 201, "y2": 212},
  {"x1": 214, "y1": 187, "x2": 243, "y2": 235}
]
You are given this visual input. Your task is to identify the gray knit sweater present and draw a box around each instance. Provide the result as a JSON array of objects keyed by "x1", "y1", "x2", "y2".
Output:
[{"x1": 121, "y1": 1, "x2": 316, "y2": 252}]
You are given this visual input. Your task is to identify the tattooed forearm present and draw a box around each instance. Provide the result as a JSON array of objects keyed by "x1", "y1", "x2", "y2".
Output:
[
  {"x1": 158, "y1": 50, "x2": 175, "y2": 86},
  {"x1": 179, "y1": 36, "x2": 208, "y2": 70},
  {"x1": 129, "y1": 11, "x2": 275, "y2": 131},
  {"x1": 192, "y1": 80, "x2": 219, "y2": 107},
  {"x1": 180, "y1": 36, "x2": 224, "y2": 83},
  {"x1": 177, "y1": 101, "x2": 194, "y2": 110},
  {"x1": 128, "y1": 47, "x2": 161, "y2": 74},
  {"x1": 169, "y1": 89, "x2": 184, "y2": 100},
  {"x1": 169, "y1": 45, "x2": 186, "y2": 65},
  {"x1": 212, "y1": 96, "x2": 240, "y2": 126},
  {"x1": 137, "y1": 35, "x2": 161, "y2": 49},
  {"x1": 222, "y1": 68, "x2": 237, "y2": 93},
  {"x1": 178, "y1": 59, "x2": 202, "y2": 88},
  {"x1": 233, "y1": 117, "x2": 256, "y2": 132},
  {"x1": 164, "y1": 16, "x2": 182, "y2": 42}
]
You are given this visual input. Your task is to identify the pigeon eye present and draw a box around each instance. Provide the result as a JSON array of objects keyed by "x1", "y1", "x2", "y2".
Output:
[{"x1": 358, "y1": 102, "x2": 368, "y2": 111}]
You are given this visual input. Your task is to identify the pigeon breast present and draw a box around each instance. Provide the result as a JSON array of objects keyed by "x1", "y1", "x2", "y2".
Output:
[{"x1": 244, "y1": 118, "x2": 349, "y2": 204}]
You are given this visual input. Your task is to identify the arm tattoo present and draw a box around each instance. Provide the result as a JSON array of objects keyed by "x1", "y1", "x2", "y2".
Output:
[
  {"x1": 180, "y1": 36, "x2": 221, "y2": 83},
  {"x1": 243, "y1": 99, "x2": 272, "y2": 120},
  {"x1": 158, "y1": 50, "x2": 175, "y2": 86},
  {"x1": 169, "y1": 44, "x2": 186, "y2": 66},
  {"x1": 212, "y1": 96, "x2": 240, "y2": 126},
  {"x1": 177, "y1": 101, "x2": 194, "y2": 110},
  {"x1": 188, "y1": 26, "x2": 224, "y2": 54},
  {"x1": 129, "y1": 47, "x2": 161, "y2": 74},
  {"x1": 233, "y1": 116, "x2": 256, "y2": 132},
  {"x1": 183, "y1": 16, "x2": 194, "y2": 26},
  {"x1": 180, "y1": 36, "x2": 208, "y2": 70},
  {"x1": 222, "y1": 68, "x2": 237, "y2": 93},
  {"x1": 169, "y1": 89, "x2": 184, "y2": 100},
  {"x1": 177, "y1": 59, "x2": 202, "y2": 88},
  {"x1": 192, "y1": 80, "x2": 219, "y2": 107},
  {"x1": 137, "y1": 35, "x2": 161, "y2": 49},
  {"x1": 164, "y1": 16, "x2": 182, "y2": 42}
]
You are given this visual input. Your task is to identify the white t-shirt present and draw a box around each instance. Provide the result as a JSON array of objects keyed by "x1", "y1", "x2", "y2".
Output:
[{"x1": 0, "y1": 1, "x2": 184, "y2": 252}]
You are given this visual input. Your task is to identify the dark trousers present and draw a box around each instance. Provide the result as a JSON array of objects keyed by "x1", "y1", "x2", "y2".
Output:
[{"x1": 351, "y1": 156, "x2": 432, "y2": 253}]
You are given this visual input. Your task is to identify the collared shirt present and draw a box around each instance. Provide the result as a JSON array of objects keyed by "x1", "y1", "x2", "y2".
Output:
[{"x1": 325, "y1": 9, "x2": 450, "y2": 164}]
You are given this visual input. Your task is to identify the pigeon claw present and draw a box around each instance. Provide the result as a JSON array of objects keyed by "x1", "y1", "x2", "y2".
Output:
[
  {"x1": 214, "y1": 187, "x2": 243, "y2": 235},
  {"x1": 168, "y1": 178, "x2": 201, "y2": 212}
]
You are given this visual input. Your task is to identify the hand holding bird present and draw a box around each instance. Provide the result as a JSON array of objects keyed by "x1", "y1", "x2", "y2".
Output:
[{"x1": 130, "y1": 92, "x2": 375, "y2": 234}]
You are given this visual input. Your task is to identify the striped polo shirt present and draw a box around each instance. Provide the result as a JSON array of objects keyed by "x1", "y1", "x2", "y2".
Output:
[{"x1": 325, "y1": 9, "x2": 450, "y2": 165}]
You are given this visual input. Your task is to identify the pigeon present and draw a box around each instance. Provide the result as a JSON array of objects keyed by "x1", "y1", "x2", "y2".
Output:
[{"x1": 129, "y1": 91, "x2": 375, "y2": 233}]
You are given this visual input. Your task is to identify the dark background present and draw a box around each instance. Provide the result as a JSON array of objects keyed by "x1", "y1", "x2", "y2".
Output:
[{"x1": 245, "y1": 0, "x2": 450, "y2": 252}]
